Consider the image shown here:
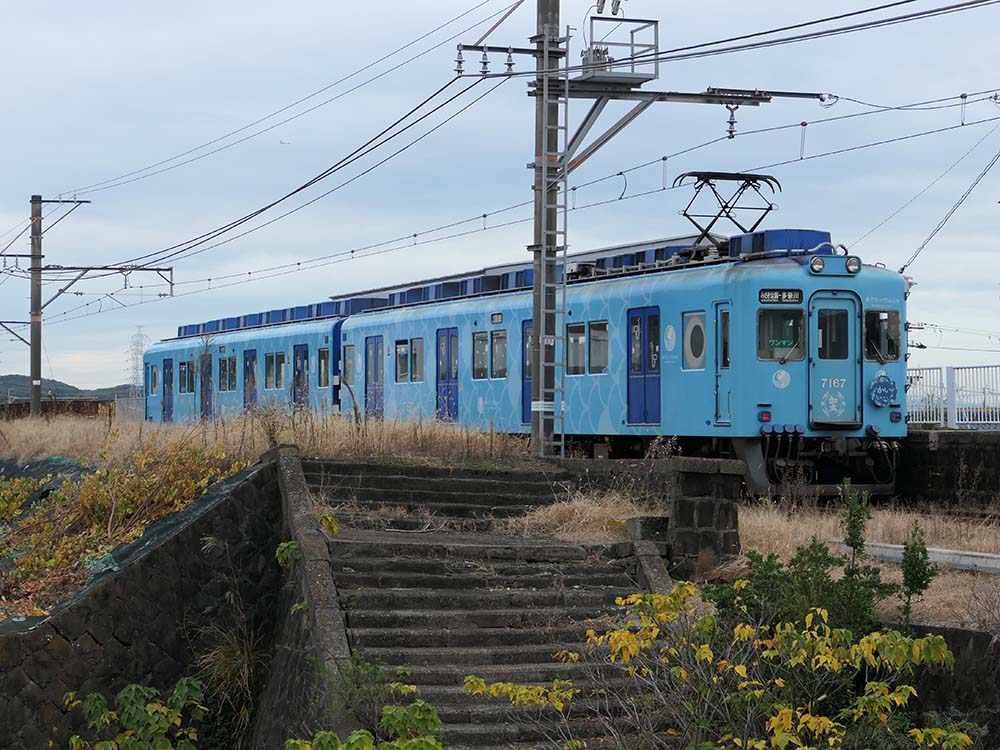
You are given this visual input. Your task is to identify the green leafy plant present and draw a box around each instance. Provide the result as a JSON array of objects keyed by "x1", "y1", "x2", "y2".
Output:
[
  {"x1": 330, "y1": 655, "x2": 419, "y2": 739},
  {"x1": 900, "y1": 520, "x2": 938, "y2": 628},
  {"x1": 285, "y1": 700, "x2": 442, "y2": 750},
  {"x1": 63, "y1": 677, "x2": 206, "y2": 750},
  {"x1": 275, "y1": 541, "x2": 302, "y2": 569}
]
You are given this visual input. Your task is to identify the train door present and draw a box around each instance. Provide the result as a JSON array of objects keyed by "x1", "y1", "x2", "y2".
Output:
[
  {"x1": 521, "y1": 320, "x2": 532, "y2": 425},
  {"x1": 436, "y1": 327, "x2": 459, "y2": 422},
  {"x1": 200, "y1": 355, "x2": 213, "y2": 420},
  {"x1": 293, "y1": 344, "x2": 309, "y2": 407},
  {"x1": 365, "y1": 336, "x2": 384, "y2": 418},
  {"x1": 626, "y1": 306, "x2": 661, "y2": 424},
  {"x1": 808, "y1": 292, "x2": 862, "y2": 428},
  {"x1": 714, "y1": 302, "x2": 733, "y2": 424},
  {"x1": 244, "y1": 350, "x2": 257, "y2": 409},
  {"x1": 162, "y1": 358, "x2": 174, "y2": 423}
]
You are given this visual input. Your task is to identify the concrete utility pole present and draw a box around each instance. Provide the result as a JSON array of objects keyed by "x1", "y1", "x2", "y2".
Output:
[
  {"x1": 530, "y1": 0, "x2": 561, "y2": 458},
  {"x1": 29, "y1": 195, "x2": 43, "y2": 416}
]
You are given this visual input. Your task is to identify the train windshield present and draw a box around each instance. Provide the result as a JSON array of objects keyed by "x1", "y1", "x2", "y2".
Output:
[
  {"x1": 757, "y1": 309, "x2": 805, "y2": 361},
  {"x1": 864, "y1": 310, "x2": 901, "y2": 362}
]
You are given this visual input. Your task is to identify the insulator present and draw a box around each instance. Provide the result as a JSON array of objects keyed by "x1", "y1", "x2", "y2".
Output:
[
  {"x1": 506, "y1": 48, "x2": 514, "y2": 74},
  {"x1": 480, "y1": 50, "x2": 490, "y2": 75},
  {"x1": 454, "y1": 48, "x2": 464, "y2": 76},
  {"x1": 726, "y1": 105, "x2": 739, "y2": 140}
]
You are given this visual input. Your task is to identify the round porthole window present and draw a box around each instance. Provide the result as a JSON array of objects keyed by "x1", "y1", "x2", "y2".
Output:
[{"x1": 683, "y1": 313, "x2": 707, "y2": 370}]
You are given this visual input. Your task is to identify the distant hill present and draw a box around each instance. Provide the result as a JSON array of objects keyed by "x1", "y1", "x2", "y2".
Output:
[{"x1": 0, "y1": 374, "x2": 132, "y2": 402}]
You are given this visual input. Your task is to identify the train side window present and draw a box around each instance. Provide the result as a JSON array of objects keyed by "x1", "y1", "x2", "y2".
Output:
[
  {"x1": 683, "y1": 312, "x2": 706, "y2": 370},
  {"x1": 318, "y1": 348, "x2": 330, "y2": 388},
  {"x1": 395, "y1": 340, "x2": 410, "y2": 383},
  {"x1": 275, "y1": 353, "x2": 285, "y2": 389},
  {"x1": 864, "y1": 310, "x2": 901, "y2": 362},
  {"x1": 187, "y1": 361, "x2": 195, "y2": 393},
  {"x1": 228, "y1": 357, "x2": 237, "y2": 391},
  {"x1": 630, "y1": 315, "x2": 642, "y2": 372},
  {"x1": 411, "y1": 338, "x2": 424, "y2": 382},
  {"x1": 151, "y1": 366, "x2": 159, "y2": 395},
  {"x1": 473, "y1": 332, "x2": 489, "y2": 379},
  {"x1": 818, "y1": 309, "x2": 849, "y2": 360},
  {"x1": 589, "y1": 321, "x2": 608, "y2": 374},
  {"x1": 265, "y1": 354, "x2": 275, "y2": 389},
  {"x1": 343, "y1": 346, "x2": 355, "y2": 385},
  {"x1": 491, "y1": 331, "x2": 507, "y2": 378},
  {"x1": 720, "y1": 310, "x2": 731, "y2": 369},
  {"x1": 179, "y1": 362, "x2": 189, "y2": 393},
  {"x1": 219, "y1": 358, "x2": 229, "y2": 391},
  {"x1": 757, "y1": 309, "x2": 805, "y2": 361},
  {"x1": 567, "y1": 323, "x2": 586, "y2": 375}
]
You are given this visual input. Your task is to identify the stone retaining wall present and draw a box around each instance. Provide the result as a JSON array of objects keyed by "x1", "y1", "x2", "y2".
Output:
[
  {"x1": 0, "y1": 461, "x2": 282, "y2": 750},
  {"x1": 899, "y1": 430, "x2": 1000, "y2": 504}
]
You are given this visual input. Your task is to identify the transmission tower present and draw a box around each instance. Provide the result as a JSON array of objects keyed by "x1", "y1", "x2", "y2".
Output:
[{"x1": 128, "y1": 326, "x2": 150, "y2": 398}]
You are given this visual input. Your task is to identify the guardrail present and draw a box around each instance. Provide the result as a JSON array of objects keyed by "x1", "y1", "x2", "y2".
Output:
[{"x1": 907, "y1": 365, "x2": 1000, "y2": 429}]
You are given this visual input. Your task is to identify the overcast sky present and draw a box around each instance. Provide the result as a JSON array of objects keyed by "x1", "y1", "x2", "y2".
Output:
[{"x1": 1, "y1": 0, "x2": 998, "y2": 388}]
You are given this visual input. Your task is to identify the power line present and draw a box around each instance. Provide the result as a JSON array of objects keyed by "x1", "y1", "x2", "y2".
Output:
[
  {"x1": 61, "y1": 0, "x2": 511, "y2": 196},
  {"x1": 851, "y1": 121, "x2": 1000, "y2": 246},
  {"x1": 899, "y1": 140, "x2": 1000, "y2": 272},
  {"x1": 36, "y1": 108, "x2": 1000, "y2": 328}
]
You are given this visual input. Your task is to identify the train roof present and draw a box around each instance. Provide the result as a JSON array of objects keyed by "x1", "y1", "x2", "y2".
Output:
[{"x1": 169, "y1": 228, "x2": 837, "y2": 341}]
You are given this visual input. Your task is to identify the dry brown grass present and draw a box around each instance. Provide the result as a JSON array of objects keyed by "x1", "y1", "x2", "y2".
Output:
[
  {"x1": 499, "y1": 488, "x2": 659, "y2": 543},
  {"x1": 740, "y1": 501, "x2": 1000, "y2": 556},
  {"x1": 0, "y1": 409, "x2": 530, "y2": 467},
  {"x1": 738, "y1": 500, "x2": 1000, "y2": 630}
]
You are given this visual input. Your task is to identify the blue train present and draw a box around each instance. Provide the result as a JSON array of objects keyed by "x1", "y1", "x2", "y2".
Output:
[{"x1": 144, "y1": 227, "x2": 907, "y2": 494}]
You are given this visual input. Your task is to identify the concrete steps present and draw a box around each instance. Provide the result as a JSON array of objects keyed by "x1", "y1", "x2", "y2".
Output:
[{"x1": 308, "y1": 461, "x2": 637, "y2": 749}]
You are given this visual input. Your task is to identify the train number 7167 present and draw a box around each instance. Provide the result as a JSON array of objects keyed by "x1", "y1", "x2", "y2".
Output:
[{"x1": 820, "y1": 378, "x2": 847, "y2": 389}]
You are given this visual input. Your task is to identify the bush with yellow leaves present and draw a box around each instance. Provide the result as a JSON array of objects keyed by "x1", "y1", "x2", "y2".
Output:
[{"x1": 466, "y1": 581, "x2": 976, "y2": 750}]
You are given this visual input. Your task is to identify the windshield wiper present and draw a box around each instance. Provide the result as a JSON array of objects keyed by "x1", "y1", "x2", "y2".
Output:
[{"x1": 779, "y1": 338, "x2": 800, "y2": 365}]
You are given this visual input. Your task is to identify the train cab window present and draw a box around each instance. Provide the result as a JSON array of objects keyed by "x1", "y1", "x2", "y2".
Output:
[
  {"x1": 473, "y1": 332, "x2": 489, "y2": 379},
  {"x1": 818, "y1": 309, "x2": 849, "y2": 360},
  {"x1": 411, "y1": 338, "x2": 424, "y2": 382},
  {"x1": 865, "y1": 310, "x2": 901, "y2": 363},
  {"x1": 683, "y1": 312, "x2": 706, "y2": 370},
  {"x1": 151, "y1": 366, "x2": 159, "y2": 395},
  {"x1": 318, "y1": 348, "x2": 330, "y2": 388},
  {"x1": 395, "y1": 340, "x2": 410, "y2": 383},
  {"x1": 757, "y1": 309, "x2": 805, "y2": 361},
  {"x1": 343, "y1": 346, "x2": 355, "y2": 385},
  {"x1": 589, "y1": 321, "x2": 608, "y2": 374},
  {"x1": 491, "y1": 331, "x2": 507, "y2": 378},
  {"x1": 567, "y1": 323, "x2": 586, "y2": 375}
]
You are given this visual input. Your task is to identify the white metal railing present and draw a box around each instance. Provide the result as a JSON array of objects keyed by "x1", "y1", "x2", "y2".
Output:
[
  {"x1": 906, "y1": 367, "x2": 945, "y2": 426},
  {"x1": 948, "y1": 364, "x2": 1000, "y2": 428}
]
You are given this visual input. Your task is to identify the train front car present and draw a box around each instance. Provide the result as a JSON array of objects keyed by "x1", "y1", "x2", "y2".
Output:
[{"x1": 731, "y1": 244, "x2": 907, "y2": 496}]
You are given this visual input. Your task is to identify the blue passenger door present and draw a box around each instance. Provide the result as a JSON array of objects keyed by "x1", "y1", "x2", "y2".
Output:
[
  {"x1": 436, "y1": 327, "x2": 459, "y2": 422},
  {"x1": 714, "y1": 302, "x2": 733, "y2": 424},
  {"x1": 627, "y1": 307, "x2": 661, "y2": 424},
  {"x1": 521, "y1": 320, "x2": 532, "y2": 425},
  {"x1": 162, "y1": 358, "x2": 173, "y2": 423},
  {"x1": 365, "y1": 336, "x2": 384, "y2": 418},
  {"x1": 244, "y1": 350, "x2": 257, "y2": 409},
  {"x1": 808, "y1": 292, "x2": 862, "y2": 429},
  {"x1": 293, "y1": 344, "x2": 309, "y2": 407}
]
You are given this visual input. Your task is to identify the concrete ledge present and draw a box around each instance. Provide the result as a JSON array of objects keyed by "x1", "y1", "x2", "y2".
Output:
[{"x1": 831, "y1": 540, "x2": 1000, "y2": 574}]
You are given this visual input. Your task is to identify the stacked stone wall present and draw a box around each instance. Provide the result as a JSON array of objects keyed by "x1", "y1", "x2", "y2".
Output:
[
  {"x1": 899, "y1": 430, "x2": 1000, "y2": 504},
  {"x1": 0, "y1": 462, "x2": 282, "y2": 750}
]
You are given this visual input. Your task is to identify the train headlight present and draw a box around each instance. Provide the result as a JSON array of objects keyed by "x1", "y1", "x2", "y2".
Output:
[
  {"x1": 809, "y1": 256, "x2": 825, "y2": 273},
  {"x1": 846, "y1": 256, "x2": 862, "y2": 273}
]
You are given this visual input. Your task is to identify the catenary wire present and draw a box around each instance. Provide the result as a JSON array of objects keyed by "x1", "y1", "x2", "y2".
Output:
[
  {"x1": 898, "y1": 141, "x2": 1000, "y2": 272},
  {"x1": 61, "y1": 0, "x2": 509, "y2": 196},
  {"x1": 36, "y1": 111, "x2": 1000, "y2": 327},
  {"x1": 851, "y1": 121, "x2": 1000, "y2": 247}
]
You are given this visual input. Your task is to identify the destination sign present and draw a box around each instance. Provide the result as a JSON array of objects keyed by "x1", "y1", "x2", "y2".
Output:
[{"x1": 759, "y1": 288, "x2": 803, "y2": 304}]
